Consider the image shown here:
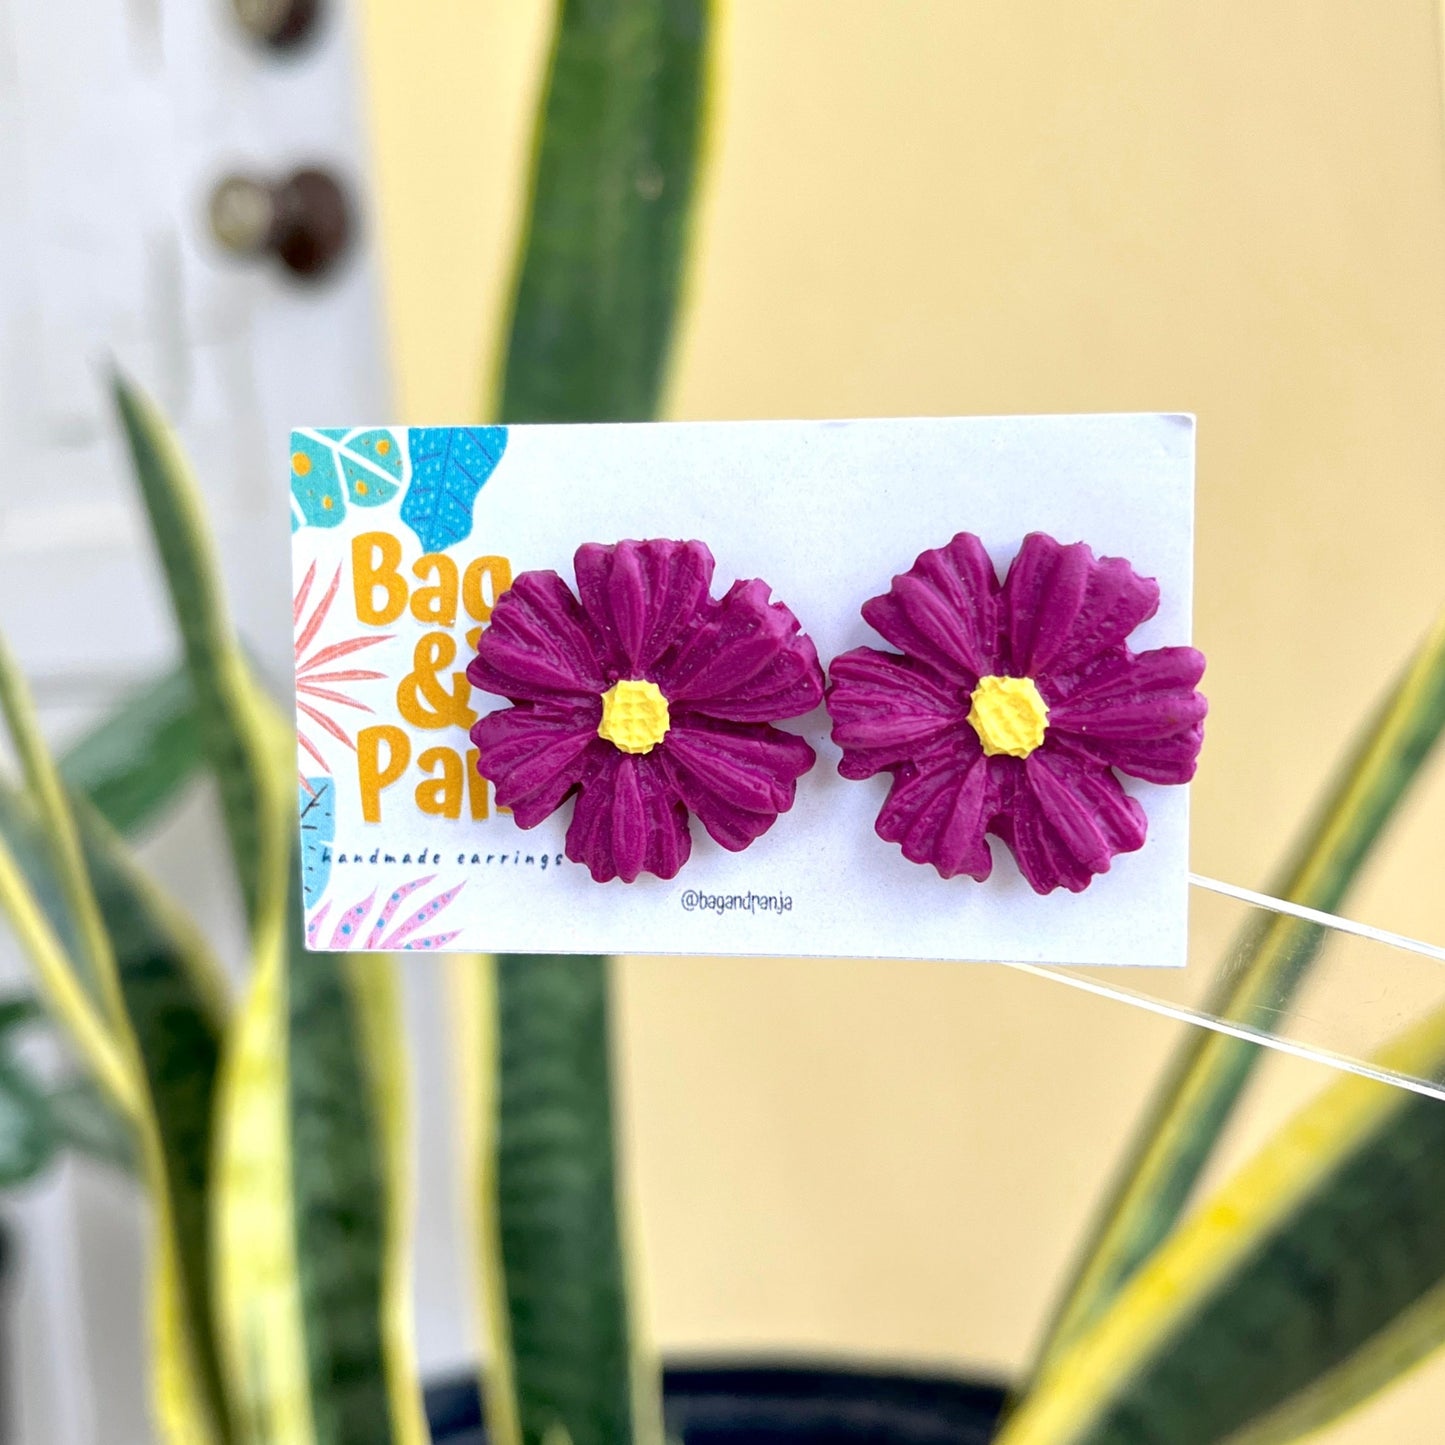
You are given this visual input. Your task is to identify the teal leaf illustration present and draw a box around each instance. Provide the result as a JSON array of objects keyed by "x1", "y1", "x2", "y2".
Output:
[
  {"x1": 299, "y1": 777, "x2": 335, "y2": 909},
  {"x1": 290, "y1": 433, "x2": 346, "y2": 529},
  {"x1": 337, "y1": 429, "x2": 404, "y2": 507},
  {"x1": 290, "y1": 429, "x2": 404, "y2": 530},
  {"x1": 400, "y1": 428, "x2": 508, "y2": 553}
]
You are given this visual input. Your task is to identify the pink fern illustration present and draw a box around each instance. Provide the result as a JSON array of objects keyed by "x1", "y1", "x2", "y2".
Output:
[
  {"x1": 294, "y1": 559, "x2": 392, "y2": 790},
  {"x1": 306, "y1": 877, "x2": 466, "y2": 952}
]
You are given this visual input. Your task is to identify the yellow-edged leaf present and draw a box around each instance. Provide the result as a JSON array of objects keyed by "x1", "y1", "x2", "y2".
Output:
[
  {"x1": 215, "y1": 868, "x2": 424, "y2": 1445},
  {"x1": 214, "y1": 904, "x2": 313, "y2": 1445},
  {"x1": 1035, "y1": 604, "x2": 1445, "y2": 1370},
  {"x1": 999, "y1": 1008, "x2": 1445, "y2": 1445},
  {"x1": 1219, "y1": 1274, "x2": 1445, "y2": 1445},
  {"x1": 0, "y1": 649, "x2": 234, "y2": 1440},
  {"x1": 111, "y1": 372, "x2": 289, "y2": 942}
]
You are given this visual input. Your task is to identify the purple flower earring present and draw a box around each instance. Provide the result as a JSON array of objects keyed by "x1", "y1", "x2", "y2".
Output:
[
  {"x1": 468, "y1": 539, "x2": 824, "y2": 883},
  {"x1": 825, "y1": 531, "x2": 1207, "y2": 894}
]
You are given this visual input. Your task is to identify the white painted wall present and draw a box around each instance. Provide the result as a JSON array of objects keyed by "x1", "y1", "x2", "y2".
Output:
[{"x1": 0, "y1": 2, "x2": 476, "y2": 1439}]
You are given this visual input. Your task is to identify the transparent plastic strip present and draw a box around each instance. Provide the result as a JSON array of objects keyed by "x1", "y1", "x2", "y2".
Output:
[{"x1": 1011, "y1": 876, "x2": 1445, "y2": 1102}]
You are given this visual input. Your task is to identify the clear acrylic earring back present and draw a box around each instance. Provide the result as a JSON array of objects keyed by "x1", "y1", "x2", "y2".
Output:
[{"x1": 1010, "y1": 874, "x2": 1445, "y2": 1101}]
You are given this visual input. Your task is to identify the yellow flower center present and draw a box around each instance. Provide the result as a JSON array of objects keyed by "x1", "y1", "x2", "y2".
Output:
[
  {"x1": 966, "y1": 675, "x2": 1049, "y2": 759},
  {"x1": 598, "y1": 678, "x2": 671, "y2": 755}
]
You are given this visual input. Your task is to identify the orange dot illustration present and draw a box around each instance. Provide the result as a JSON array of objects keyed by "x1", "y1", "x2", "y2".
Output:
[
  {"x1": 376, "y1": 438, "x2": 392, "y2": 455},
  {"x1": 292, "y1": 451, "x2": 312, "y2": 476},
  {"x1": 356, "y1": 480, "x2": 369, "y2": 495},
  {"x1": 322, "y1": 495, "x2": 334, "y2": 510}
]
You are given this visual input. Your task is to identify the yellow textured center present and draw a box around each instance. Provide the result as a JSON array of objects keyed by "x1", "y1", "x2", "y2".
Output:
[
  {"x1": 598, "y1": 678, "x2": 671, "y2": 755},
  {"x1": 966, "y1": 675, "x2": 1049, "y2": 758}
]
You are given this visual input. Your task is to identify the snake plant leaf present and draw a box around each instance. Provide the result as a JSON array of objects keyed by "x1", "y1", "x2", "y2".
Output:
[
  {"x1": 495, "y1": 0, "x2": 713, "y2": 424},
  {"x1": 112, "y1": 372, "x2": 289, "y2": 939},
  {"x1": 1034, "y1": 604, "x2": 1445, "y2": 1371},
  {"x1": 1217, "y1": 1273, "x2": 1445, "y2": 1445},
  {"x1": 0, "y1": 635, "x2": 140, "y2": 1117},
  {"x1": 48, "y1": 1072, "x2": 137, "y2": 1174},
  {"x1": 0, "y1": 756, "x2": 232, "y2": 1440},
  {"x1": 0, "y1": 995, "x2": 133, "y2": 1176},
  {"x1": 477, "y1": 2, "x2": 715, "y2": 1441},
  {"x1": 59, "y1": 665, "x2": 202, "y2": 837},
  {"x1": 0, "y1": 1001, "x2": 134, "y2": 1178},
  {"x1": 0, "y1": 628, "x2": 134, "y2": 1076},
  {"x1": 997, "y1": 1010, "x2": 1445, "y2": 1445},
  {"x1": 482, "y1": 955, "x2": 647, "y2": 1445},
  {"x1": 0, "y1": 994, "x2": 42, "y2": 1035},
  {"x1": 79, "y1": 802, "x2": 233, "y2": 1442},
  {"x1": 0, "y1": 1057, "x2": 57, "y2": 1187},
  {"x1": 214, "y1": 864, "x2": 427, "y2": 1445}
]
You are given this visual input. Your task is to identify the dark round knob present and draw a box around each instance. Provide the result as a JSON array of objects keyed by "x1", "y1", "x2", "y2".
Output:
[
  {"x1": 231, "y1": 0, "x2": 323, "y2": 50},
  {"x1": 208, "y1": 168, "x2": 355, "y2": 281}
]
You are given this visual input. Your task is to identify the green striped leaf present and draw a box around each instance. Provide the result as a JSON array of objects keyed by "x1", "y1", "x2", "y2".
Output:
[
  {"x1": 111, "y1": 373, "x2": 288, "y2": 937},
  {"x1": 0, "y1": 1057, "x2": 56, "y2": 1187},
  {"x1": 111, "y1": 378, "x2": 424, "y2": 1444},
  {"x1": 1220, "y1": 1274, "x2": 1445, "y2": 1445},
  {"x1": 480, "y1": 4, "x2": 715, "y2": 1440},
  {"x1": 60, "y1": 666, "x2": 202, "y2": 837},
  {"x1": 0, "y1": 773, "x2": 232, "y2": 1440},
  {"x1": 1034, "y1": 605, "x2": 1445, "y2": 1370},
  {"x1": 487, "y1": 955, "x2": 644, "y2": 1445},
  {"x1": 214, "y1": 864, "x2": 426, "y2": 1445},
  {"x1": 79, "y1": 802, "x2": 233, "y2": 1441},
  {"x1": 997, "y1": 1012, "x2": 1445, "y2": 1445},
  {"x1": 0, "y1": 629, "x2": 133, "y2": 1096},
  {"x1": 48, "y1": 1072, "x2": 137, "y2": 1174},
  {"x1": 496, "y1": 0, "x2": 714, "y2": 423},
  {"x1": 0, "y1": 996, "x2": 111, "y2": 1187}
]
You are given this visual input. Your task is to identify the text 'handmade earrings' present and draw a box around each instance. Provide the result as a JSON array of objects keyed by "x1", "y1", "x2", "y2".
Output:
[
  {"x1": 467, "y1": 539, "x2": 824, "y2": 883},
  {"x1": 825, "y1": 531, "x2": 1207, "y2": 894}
]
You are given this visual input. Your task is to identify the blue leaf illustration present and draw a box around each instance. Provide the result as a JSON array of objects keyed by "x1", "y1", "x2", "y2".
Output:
[
  {"x1": 290, "y1": 428, "x2": 404, "y2": 528},
  {"x1": 400, "y1": 427, "x2": 509, "y2": 553},
  {"x1": 300, "y1": 777, "x2": 336, "y2": 908}
]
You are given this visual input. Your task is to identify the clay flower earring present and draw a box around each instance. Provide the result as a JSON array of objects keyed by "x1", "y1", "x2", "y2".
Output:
[
  {"x1": 468, "y1": 539, "x2": 824, "y2": 883},
  {"x1": 825, "y1": 532, "x2": 1206, "y2": 894}
]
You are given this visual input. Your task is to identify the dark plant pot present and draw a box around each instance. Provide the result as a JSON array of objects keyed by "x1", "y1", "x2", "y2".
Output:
[{"x1": 425, "y1": 1363, "x2": 1009, "y2": 1444}]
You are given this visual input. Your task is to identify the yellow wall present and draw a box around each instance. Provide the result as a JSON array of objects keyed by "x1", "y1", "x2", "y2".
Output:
[{"x1": 361, "y1": 3, "x2": 1445, "y2": 1437}]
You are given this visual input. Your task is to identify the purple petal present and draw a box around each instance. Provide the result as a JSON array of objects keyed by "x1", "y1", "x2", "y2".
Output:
[
  {"x1": 471, "y1": 702, "x2": 600, "y2": 829},
  {"x1": 661, "y1": 579, "x2": 824, "y2": 722},
  {"x1": 1002, "y1": 533, "x2": 1159, "y2": 677},
  {"x1": 994, "y1": 751, "x2": 1148, "y2": 894},
  {"x1": 573, "y1": 539, "x2": 715, "y2": 675},
  {"x1": 467, "y1": 569, "x2": 607, "y2": 703},
  {"x1": 565, "y1": 753, "x2": 691, "y2": 883},
  {"x1": 859, "y1": 532, "x2": 1002, "y2": 684},
  {"x1": 1051, "y1": 728, "x2": 1206, "y2": 786},
  {"x1": 874, "y1": 735, "x2": 999, "y2": 880},
  {"x1": 826, "y1": 646, "x2": 967, "y2": 780},
  {"x1": 660, "y1": 718, "x2": 815, "y2": 851},
  {"x1": 1047, "y1": 646, "x2": 1207, "y2": 783}
]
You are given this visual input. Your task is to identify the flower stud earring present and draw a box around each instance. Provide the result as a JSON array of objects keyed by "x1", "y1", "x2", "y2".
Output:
[
  {"x1": 825, "y1": 531, "x2": 1207, "y2": 894},
  {"x1": 468, "y1": 539, "x2": 825, "y2": 883}
]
